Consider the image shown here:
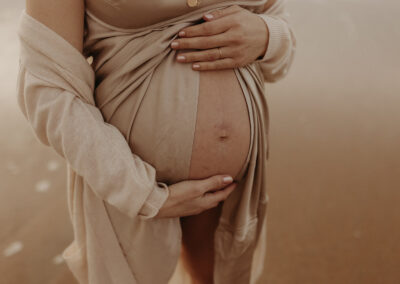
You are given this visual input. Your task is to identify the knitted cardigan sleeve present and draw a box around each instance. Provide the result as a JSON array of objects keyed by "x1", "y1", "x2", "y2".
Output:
[
  {"x1": 254, "y1": 0, "x2": 297, "y2": 82},
  {"x1": 16, "y1": 11, "x2": 168, "y2": 220}
]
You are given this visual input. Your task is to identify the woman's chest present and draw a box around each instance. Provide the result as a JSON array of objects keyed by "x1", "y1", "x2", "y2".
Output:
[{"x1": 85, "y1": 0, "x2": 257, "y2": 29}]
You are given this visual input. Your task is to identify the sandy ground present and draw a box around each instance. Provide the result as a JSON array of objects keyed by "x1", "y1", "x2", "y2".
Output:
[{"x1": 1, "y1": 1, "x2": 400, "y2": 283}]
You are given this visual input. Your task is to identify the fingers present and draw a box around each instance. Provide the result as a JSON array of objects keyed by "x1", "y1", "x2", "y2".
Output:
[
  {"x1": 172, "y1": 29, "x2": 232, "y2": 50},
  {"x1": 192, "y1": 57, "x2": 237, "y2": 71},
  {"x1": 159, "y1": 176, "x2": 238, "y2": 217},
  {"x1": 178, "y1": 16, "x2": 232, "y2": 38},
  {"x1": 200, "y1": 182, "x2": 238, "y2": 210},
  {"x1": 176, "y1": 48, "x2": 221, "y2": 63},
  {"x1": 197, "y1": 174, "x2": 234, "y2": 194},
  {"x1": 172, "y1": 174, "x2": 233, "y2": 202}
]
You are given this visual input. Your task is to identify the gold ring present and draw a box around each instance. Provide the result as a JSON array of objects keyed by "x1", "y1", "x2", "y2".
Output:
[{"x1": 218, "y1": 47, "x2": 223, "y2": 59}]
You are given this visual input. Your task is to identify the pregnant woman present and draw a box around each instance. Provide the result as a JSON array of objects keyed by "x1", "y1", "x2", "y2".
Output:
[{"x1": 17, "y1": 0, "x2": 295, "y2": 283}]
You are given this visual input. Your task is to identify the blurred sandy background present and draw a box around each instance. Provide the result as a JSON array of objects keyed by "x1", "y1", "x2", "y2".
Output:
[{"x1": 1, "y1": 0, "x2": 399, "y2": 283}]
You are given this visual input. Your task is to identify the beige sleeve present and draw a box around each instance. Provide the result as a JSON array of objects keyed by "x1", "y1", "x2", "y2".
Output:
[
  {"x1": 253, "y1": 0, "x2": 297, "y2": 82},
  {"x1": 16, "y1": 11, "x2": 168, "y2": 220}
]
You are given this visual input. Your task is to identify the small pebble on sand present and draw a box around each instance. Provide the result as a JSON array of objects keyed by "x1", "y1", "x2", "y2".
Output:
[
  {"x1": 35, "y1": 179, "x2": 51, "y2": 192},
  {"x1": 46, "y1": 160, "x2": 60, "y2": 171},
  {"x1": 52, "y1": 254, "x2": 64, "y2": 265},
  {"x1": 3, "y1": 241, "x2": 23, "y2": 257}
]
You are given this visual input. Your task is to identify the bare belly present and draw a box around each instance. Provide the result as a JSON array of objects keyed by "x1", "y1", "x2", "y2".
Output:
[
  {"x1": 188, "y1": 68, "x2": 251, "y2": 182},
  {"x1": 125, "y1": 63, "x2": 251, "y2": 185}
]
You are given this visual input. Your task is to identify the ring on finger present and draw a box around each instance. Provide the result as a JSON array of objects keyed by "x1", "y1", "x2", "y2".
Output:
[{"x1": 217, "y1": 47, "x2": 223, "y2": 59}]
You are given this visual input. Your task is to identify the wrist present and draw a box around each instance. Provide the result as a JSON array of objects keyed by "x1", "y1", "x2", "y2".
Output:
[
  {"x1": 138, "y1": 181, "x2": 170, "y2": 220},
  {"x1": 254, "y1": 13, "x2": 292, "y2": 63}
]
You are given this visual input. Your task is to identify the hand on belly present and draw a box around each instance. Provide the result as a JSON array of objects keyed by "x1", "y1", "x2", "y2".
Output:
[
  {"x1": 156, "y1": 174, "x2": 238, "y2": 218},
  {"x1": 171, "y1": 5, "x2": 270, "y2": 71}
]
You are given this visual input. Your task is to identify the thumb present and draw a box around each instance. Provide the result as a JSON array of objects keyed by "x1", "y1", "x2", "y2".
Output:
[{"x1": 203, "y1": 5, "x2": 241, "y2": 21}]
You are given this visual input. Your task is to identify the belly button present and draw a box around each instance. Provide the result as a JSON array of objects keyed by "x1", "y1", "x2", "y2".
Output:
[{"x1": 218, "y1": 129, "x2": 229, "y2": 140}]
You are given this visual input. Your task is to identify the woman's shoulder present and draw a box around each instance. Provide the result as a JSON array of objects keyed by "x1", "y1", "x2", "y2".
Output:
[{"x1": 26, "y1": 0, "x2": 85, "y2": 52}]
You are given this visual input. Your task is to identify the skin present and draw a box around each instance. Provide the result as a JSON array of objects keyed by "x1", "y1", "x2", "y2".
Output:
[
  {"x1": 25, "y1": 1, "x2": 276, "y2": 283},
  {"x1": 171, "y1": 3, "x2": 276, "y2": 71},
  {"x1": 169, "y1": 3, "x2": 277, "y2": 283},
  {"x1": 25, "y1": 0, "x2": 275, "y2": 219},
  {"x1": 26, "y1": 0, "x2": 238, "y2": 219},
  {"x1": 26, "y1": 0, "x2": 84, "y2": 52}
]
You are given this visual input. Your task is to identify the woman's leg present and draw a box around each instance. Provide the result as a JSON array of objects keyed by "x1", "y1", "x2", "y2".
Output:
[{"x1": 180, "y1": 202, "x2": 223, "y2": 284}]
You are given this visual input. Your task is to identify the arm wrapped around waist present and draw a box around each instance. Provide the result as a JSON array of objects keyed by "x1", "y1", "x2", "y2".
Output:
[
  {"x1": 254, "y1": 0, "x2": 297, "y2": 83},
  {"x1": 16, "y1": 10, "x2": 168, "y2": 220}
]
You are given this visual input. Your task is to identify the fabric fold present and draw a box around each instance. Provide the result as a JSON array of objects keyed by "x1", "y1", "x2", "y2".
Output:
[{"x1": 254, "y1": 0, "x2": 297, "y2": 82}]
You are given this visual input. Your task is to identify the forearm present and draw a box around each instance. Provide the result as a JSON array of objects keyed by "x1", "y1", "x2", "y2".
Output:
[{"x1": 16, "y1": 11, "x2": 168, "y2": 220}]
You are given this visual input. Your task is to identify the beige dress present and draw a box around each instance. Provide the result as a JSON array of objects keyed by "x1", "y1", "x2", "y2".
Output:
[{"x1": 16, "y1": 0, "x2": 296, "y2": 283}]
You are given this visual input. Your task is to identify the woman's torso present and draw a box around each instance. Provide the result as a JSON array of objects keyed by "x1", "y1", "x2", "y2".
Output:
[
  {"x1": 80, "y1": 4, "x2": 268, "y2": 274},
  {"x1": 83, "y1": 0, "x2": 261, "y2": 185}
]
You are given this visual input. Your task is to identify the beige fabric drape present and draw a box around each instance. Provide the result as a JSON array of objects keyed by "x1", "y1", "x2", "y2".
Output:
[{"x1": 16, "y1": 0, "x2": 295, "y2": 283}]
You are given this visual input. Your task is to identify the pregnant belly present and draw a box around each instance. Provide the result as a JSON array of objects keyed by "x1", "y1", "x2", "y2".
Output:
[
  {"x1": 128, "y1": 64, "x2": 251, "y2": 185},
  {"x1": 189, "y1": 69, "x2": 251, "y2": 182}
]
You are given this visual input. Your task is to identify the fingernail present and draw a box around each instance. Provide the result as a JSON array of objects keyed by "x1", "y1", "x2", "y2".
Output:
[
  {"x1": 193, "y1": 64, "x2": 200, "y2": 69},
  {"x1": 177, "y1": 55, "x2": 185, "y2": 61},
  {"x1": 204, "y1": 14, "x2": 213, "y2": 20},
  {"x1": 179, "y1": 31, "x2": 185, "y2": 37},
  {"x1": 223, "y1": 176, "x2": 233, "y2": 183},
  {"x1": 171, "y1": 41, "x2": 179, "y2": 48}
]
